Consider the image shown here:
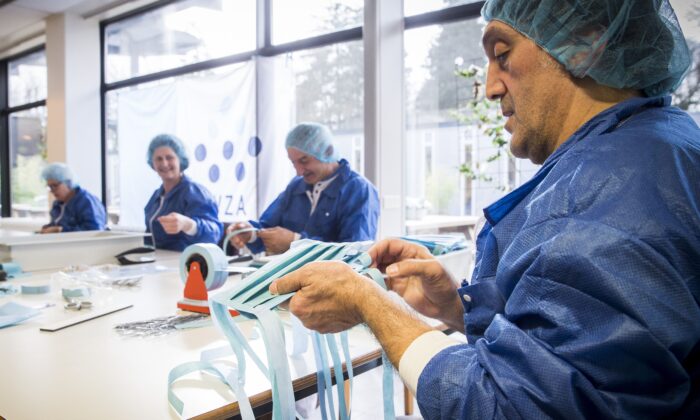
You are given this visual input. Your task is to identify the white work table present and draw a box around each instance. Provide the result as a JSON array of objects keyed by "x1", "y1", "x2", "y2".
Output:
[{"x1": 0, "y1": 250, "x2": 397, "y2": 420}]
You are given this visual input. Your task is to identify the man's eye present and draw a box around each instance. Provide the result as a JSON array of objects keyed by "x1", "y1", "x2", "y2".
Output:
[{"x1": 495, "y1": 51, "x2": 509, "y2": 66}]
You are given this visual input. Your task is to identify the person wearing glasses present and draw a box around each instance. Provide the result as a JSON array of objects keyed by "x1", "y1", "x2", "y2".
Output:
[
  {"x1": 40, "y1": 163, "x2": 107, "y2": 234},
  {"x1": 144, "y1": 134, "x2": 222, "y2": 251}
]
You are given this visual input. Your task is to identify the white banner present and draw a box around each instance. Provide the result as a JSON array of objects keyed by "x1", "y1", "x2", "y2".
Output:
[{"x1": 116, "y1": 61, "x2": 257, "y2": 227}]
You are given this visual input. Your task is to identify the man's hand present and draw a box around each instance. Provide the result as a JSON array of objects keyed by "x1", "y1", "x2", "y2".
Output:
[
  {"x1": 370, "y1": 239, "x2": 464, "y2": 330},
  {"x1": 227, "y1": 222, "x2": 253, "y2": 249},
  {"x1": 258, "y1": 227, "x2": 296, "y2": 254},
  {"x1": 158, "y1": 212, "x2": 195, "y2": 234},
  {"x1": 270, "y1": 261, "x2": 370, "y2": 333},
  {"x1": 40, "y1": 226, "x2": 62, "y2": 234}
]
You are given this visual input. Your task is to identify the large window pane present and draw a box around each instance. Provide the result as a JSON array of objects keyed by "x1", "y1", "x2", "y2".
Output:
[
  {"x1": 289, "y1": 40, "x2": 364, "y2": 172},
  {"x1": 9, "y1": 107, "x2": 48, "y2": 218},
  {"x1": 272, "y1": 0, "x2": 363, "y2": 45},
  {"x1": 104, "y1": 0, "x2": 256, "y2": 83},
  {"x1": 105, "y1": 62, "x2": 257, "y2": 227},
  {"x1": 404, "y1": 0, "x2": 481, "y2": 17},
  {"x1": 8, "y1": 50, "x2": 47, "y2": 107},
  {"x1": 404, "y1": 19, "x2": 537, "y2": 231}
]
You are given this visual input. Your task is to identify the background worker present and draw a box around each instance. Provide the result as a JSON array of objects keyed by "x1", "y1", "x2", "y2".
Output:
[
  {"x1": 144, "y1": 134, "x2": 222, "y2": 251},
  {"x1": 40, "y1": 162, "x2": 106, "y2": 233},
  {"x1": 228, "y1": 122, "x2": 379, "y2": 254}
]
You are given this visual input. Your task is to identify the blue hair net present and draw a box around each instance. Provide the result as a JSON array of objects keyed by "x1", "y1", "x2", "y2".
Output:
[
  {"x1": 285, "y1": 123, "x2": 338, "y2": 163},
  {"x1": 147, "y1": 134, "x2": 190, "y2": 171},
  {"x1": 481, "y1": 0, "x2": 691, "y2": 97},
  {"x1": 41, "y1": 163, "x2": 78, "y2": 189}
]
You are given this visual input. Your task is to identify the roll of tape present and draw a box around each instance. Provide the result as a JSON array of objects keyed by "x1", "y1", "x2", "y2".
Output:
[
  {"x1": 179, "y1": 243, "x2": 228, "y2": 291},
  {"x1": 21, "y1": 284, "x2": 51, "y2": 294},
  {"x1": 0, "y1": 262, "x2": 22, "y2": 276}
]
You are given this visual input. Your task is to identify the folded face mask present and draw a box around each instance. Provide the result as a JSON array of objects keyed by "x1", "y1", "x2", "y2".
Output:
[{"x1": 0, "y1": 301, "x2": 40, "y2": 329}]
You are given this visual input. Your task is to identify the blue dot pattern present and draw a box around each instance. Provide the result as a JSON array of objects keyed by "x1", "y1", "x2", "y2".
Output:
[
  {"x1": 195, "y1": 144, "x2": 207, "y2": 161},
  {"x1": 248, "y1": 136, "x2": 262, "y2": 157},
  {"x1": 209, "y1": 164, "x2": 220, "y2": 183},
  {"x1": 195, "y1": 137, "x2": 260, "y2": 184},
  {"x1": 223, "y1": 141, "x2": 234, "y2": 160},
  {"x1": 235, "y1": 162, "x2": 245, "y2": 182}
]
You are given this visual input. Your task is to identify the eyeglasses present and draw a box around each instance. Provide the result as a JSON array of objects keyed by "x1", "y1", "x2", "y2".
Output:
[{"x1": 46, "y1": 182, "x2": 62, "y2": 191}]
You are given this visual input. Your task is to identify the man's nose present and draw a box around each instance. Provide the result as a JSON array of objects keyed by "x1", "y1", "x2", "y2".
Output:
[{"x1": 485, "y1": 65, "x2": 506, "y2": 101}]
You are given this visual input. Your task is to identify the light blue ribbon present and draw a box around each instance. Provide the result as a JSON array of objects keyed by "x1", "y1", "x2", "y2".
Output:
[
  {"x1": 169, "y1": 240, "x2": 396, "y2": 419},
  {"x1": 401, "y1": 234, "x2": 468, "y2": 256}
]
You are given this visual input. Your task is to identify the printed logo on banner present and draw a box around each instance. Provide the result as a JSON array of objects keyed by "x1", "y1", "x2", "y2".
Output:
[{"x1": 194, "y1": 136, "x2": 263, "y2": 218}]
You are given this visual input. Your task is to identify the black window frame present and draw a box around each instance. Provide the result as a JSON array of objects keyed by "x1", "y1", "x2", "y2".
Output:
[
  {"x1": 99, "y1": 0, "x2": 364, "y2": 206},
  {"x1": 0, "y1": 45, "x2": 47, "y2": 217},
  {"x1": 98, "y1": 0, "x2": 484, "y2": 207}
]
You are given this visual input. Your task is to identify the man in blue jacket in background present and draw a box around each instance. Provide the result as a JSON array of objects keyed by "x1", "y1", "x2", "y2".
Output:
[
  {"x1": 228, "y1": 122, "x2": 379, "y2": 254},
  {"x1": 270, "y1": 0, "x2": 700, "y2": 418}
]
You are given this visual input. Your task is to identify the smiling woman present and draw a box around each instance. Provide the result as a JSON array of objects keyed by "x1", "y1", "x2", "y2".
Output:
[{"x1": 143, "y1": 134, "x2": 223, "y2": 251}]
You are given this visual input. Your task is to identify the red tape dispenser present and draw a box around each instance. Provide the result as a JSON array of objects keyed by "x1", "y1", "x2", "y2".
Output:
[{"x1": 178, "y1": 244, "x2": 238, "y2": 316}]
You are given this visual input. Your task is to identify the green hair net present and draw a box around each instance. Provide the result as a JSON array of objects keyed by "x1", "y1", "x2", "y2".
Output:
[
  {"x1": 285, "y1": 123, "x2": 338, "y2": 163},
  {"x1": 481, "y1": 0, "x2": 691, "y2": 96}
]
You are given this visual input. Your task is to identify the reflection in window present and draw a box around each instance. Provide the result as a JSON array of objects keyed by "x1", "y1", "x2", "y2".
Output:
[
  {"x1": 9, "y1": 107, "x2": 47, "y2": 217},
  {"x1": 272, "y1": 0, "x2": 363, "y2": 45},
  {"x1": 104, "y1": 0, "x2": 255, "y2": 83},
  {"x1": 284, "y1": 40, "x2": 364, "y2": 173},
  {"x1": 8, "y1": 50, "x2": 47, "y2": 107}
]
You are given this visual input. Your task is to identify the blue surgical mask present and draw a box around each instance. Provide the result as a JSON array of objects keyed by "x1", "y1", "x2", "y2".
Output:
[{"x1": 0, "y1": 302, "x2": 40, "y2": 328}]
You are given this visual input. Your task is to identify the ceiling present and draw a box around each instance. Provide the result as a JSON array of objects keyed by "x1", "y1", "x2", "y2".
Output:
[{"x1": 0, "y1": 0, "x2": 142, "y2": 54}]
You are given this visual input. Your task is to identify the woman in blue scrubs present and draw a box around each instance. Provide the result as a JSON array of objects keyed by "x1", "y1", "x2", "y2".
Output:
[
  {"x1": 40, "y1": 163, "x2": 107, "y2": 233},
  {"x1": 144, "y1": 134, "x2": 222, "y2": 251}
]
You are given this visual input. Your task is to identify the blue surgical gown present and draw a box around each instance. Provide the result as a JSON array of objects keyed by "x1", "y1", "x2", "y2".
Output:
[
  {"x1": 417, "y1": 96, "x2": 700, "y2": 419},
  {"x1": 45, "y1": 186, "x2": 107, "y2": 232},
  {"x1": 144, "y1": 175, "x2": 223, "y2": 251},
  {"x1": 247, "y1": 159, "x2": 379, "y2": 254}
]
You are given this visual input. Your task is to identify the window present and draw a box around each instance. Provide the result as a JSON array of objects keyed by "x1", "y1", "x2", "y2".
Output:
[
  {"x1": 272, "y1": 0, "x2": 363, "y2": 45},
  {"x1": 105, "y1": 62, "x2": 256, "y2": 226},
  {"x1": 8, "y1": 49, "x2": 47, "y2": 107},
  {"x1": 405, "y1": 18, "x2": 491, "y2": 219},
  {"x1": 670, "y1": 0, "x2": 700, "y2": 118},
  {"x1": 404, "y1": 0, "x2": 481, "y2": 17},
  {"x1": 102, "y1": 0, "x2": 364, "y2": 227},
  {"x1": 104, "y1": 0, "x2": 256, "y2": 83},
  {"x1": 0, "y1": 48, "x2": 48, "y2": 218},
  {"x1": 282, "y1": 40, "x2": 364, "y2": 171}
]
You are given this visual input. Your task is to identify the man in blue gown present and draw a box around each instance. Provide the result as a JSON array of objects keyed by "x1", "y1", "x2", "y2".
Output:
[
  {"x1": 270, "y1": 0, "x2": 700, "y2": 418},
  {"x1": 227, "y1": 123, "x2": 379, "y2": 254}
]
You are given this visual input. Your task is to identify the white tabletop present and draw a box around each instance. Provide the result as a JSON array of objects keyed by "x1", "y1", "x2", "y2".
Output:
[{"x1": 0, "y1": 250, "x2": 384, "y2": 420}]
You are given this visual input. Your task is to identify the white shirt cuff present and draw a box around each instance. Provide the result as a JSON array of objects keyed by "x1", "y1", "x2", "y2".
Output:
[
  {"x1": 183, "y1": 221, "x2": 198, "y2": 236},
  {"x1": 293, "y1": 232, "x2": 301, "y2": 241},
  {"x1": 398, "y1": 330, "x2": 461, "y2": 395}
]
